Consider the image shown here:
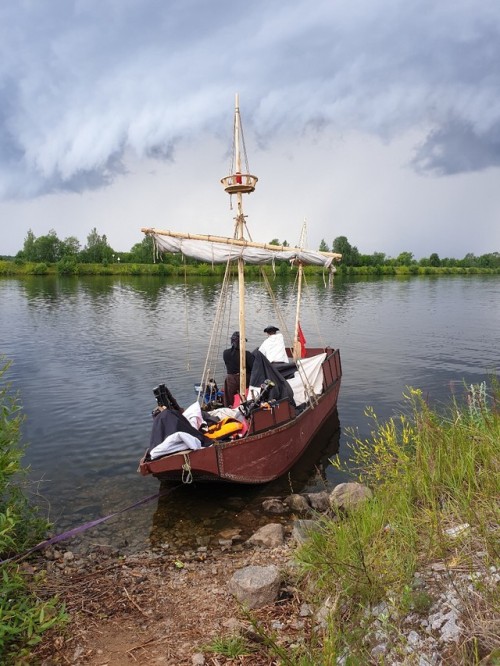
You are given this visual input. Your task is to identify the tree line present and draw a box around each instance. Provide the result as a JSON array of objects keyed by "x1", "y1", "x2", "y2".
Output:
[
  {"x1": 2, "y1": 228, "x2": 499, "y2": 271},
  {"x1": 324, "y1": 236, "x2": 500, "y2": 270}
]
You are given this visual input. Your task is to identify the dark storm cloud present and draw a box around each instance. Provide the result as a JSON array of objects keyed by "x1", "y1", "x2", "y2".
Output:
[
  {"x1": 413, "y1": 120, "x2": 500, "y2": 175},
  {"x1": 1, "y1": 0, "x2": 500, "y2": 199}
]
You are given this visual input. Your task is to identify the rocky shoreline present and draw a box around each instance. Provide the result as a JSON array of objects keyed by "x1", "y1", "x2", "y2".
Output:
[{"x1": 33, "y1": 483, "x2": 499, "y2": 665}]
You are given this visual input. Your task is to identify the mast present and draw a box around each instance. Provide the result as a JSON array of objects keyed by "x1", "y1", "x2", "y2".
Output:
[
  {"x1": 221, "y1": 94, "x2": 258, "y2": 398},
  {"x1": 235, "y1": 96, "x2": 247, "y2": 397},
  {"x1": 293, "y1": 221, "x2": 307, "y2": 360}
]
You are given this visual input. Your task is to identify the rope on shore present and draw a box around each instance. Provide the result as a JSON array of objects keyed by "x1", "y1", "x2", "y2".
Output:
[{"x1": 1, "y1": 486, "x2": 175, "y2": 566}]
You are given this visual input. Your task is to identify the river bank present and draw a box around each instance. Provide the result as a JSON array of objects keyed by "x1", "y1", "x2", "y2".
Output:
[
  {"x1": 32, "y1": 482, "x2": 500, "y2": 665},
  {"x1": 2, "y1": 362, "x2": 498, "y2": 663}
]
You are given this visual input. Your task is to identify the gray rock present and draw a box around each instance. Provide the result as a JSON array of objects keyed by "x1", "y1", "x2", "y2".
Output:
[
  {"x1": 191, "y1": 653, "x2": 205, "y2": 665},
  {"x1": 284, "y1": 493, "x2": 311, "y2": 513},
  {"x1": 299, "y1": 602, "x2": 312, "y2": 617},
  {"x1": 315, "y1": 596, "x2": 336, "y2": 629},
  {"x1": 228, "y1": 565, "x2": 281, "y2": 609},
  {"x1": 291, "y1": 519, "x2": 318, "y2": 544},
  {"x1": 330, "y1": 482, "x2": 373, "y2": 511},
  {"x1": 444, "y1": 523, "x2": 470, "y2": 539},
  {"x1": 370, "y1": 644, "x2": 387, "y2": 659},
  {"x1": 407, "y1": 630, "x2": 421, "y2": 647},
  {"x1": 306, "y1": 491, "x2": 331, "y2": 512},
  {"x1": 262, "y1": 498, "x2": 288, "y2": 514},
  {"x1": 439, "y1": 610, "x2": 461, "y2": 643},
  {"x1": 247, "y1": 523, "x2": 284, "y2": 548}
]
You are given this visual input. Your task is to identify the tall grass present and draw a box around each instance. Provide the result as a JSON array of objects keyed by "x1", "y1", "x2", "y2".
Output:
[
  {"x1": 290, "y1": 383, "x2": 499, "y2": 663},
  {"x1": 0, "y1": 358, "x2": 67, "y2": 663}
]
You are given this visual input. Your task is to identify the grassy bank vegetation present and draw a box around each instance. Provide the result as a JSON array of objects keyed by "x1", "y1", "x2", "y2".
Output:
[
  {"x1": 287, "y1": 382, "x2": 499, "y2": 664},
  {"x1": 0, "y1": 259, "x2": 498, "y2": 278},
  {"x1": 0, "y1": 359, "x2": 67, "y2": 663}
]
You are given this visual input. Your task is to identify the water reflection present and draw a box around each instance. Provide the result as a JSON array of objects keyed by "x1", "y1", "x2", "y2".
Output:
[
  {"x1": 1, "y1": 274, "x2": 498, "y2": 553},
  {"x1": 149, "y1": 410, "x2": 342, "y2": 551},
  {"x1": 20, "y1": 275, "x2": 80, "y2": 302}
]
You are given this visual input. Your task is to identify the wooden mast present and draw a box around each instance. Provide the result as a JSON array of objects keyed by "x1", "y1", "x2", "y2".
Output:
[
  {"x1": 293, "y1": 221, "x2": 306, "y2": 360},
  {"x1": 234, "y1": 94, "x2": 247, "y2": 398}
]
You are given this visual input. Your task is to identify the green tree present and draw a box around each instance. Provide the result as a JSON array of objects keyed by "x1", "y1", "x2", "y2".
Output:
[
  {"x1": 129, "y1": 236, "x2": 155, "y2": 263},
  {"x1": 33, "y1": 229, "x2": 62, "y2": 263},
  {"x1": 478, "y1": 252, "x2": 500, "y2": 269},
  {"x1": 429, "y1": 253, "x2": 441, "y2": 267},
  {"x1": 372, "y1": 252, "x2": 386, "y2": 266},
  {"x1": 318, "y1": 239, "x2": 329, "y2": 252},
  {"x1": 21, "y1": 229, "x2": 37, "y2": 261},
  {"x1": 396, "y1": 251, "x2": 415, "y2": 266},
  {"x1": 81, "y1": 228, "x2": 114, "y2": 264},
  {"x1": 462, "y1": 253, "x2": 477, "y2": 267},
  {"x1": 332, "y1": 236, "x2": 360, "y2": 266},
  {"x1": 60, "y1": 236, "x2": 81, "y2": 258}
]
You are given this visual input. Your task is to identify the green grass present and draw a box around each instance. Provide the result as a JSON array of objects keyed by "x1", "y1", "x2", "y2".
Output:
[
  {"x1": 203, "y1": 633, "x2": 254, "y2": 658},
  {"x1": 233, "y1": 381, "x2": 499, "y2": 664},
  {"x1": 286, "y1": 382, "x2": 500, "y2": 664},
  {"x1": 0, "y1": 358, "x2": 68, "y2": 663}
]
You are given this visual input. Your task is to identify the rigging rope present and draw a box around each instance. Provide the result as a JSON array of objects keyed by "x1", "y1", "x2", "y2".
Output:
[
  {"x1": 181, "y1": 453, "x2": 193, "y2": 484},
  {"x1": 302, "y1": 272, "x2": 326, "y2": 350},
  {"x1": 183, "y1": 258, "x2": 191, "y2": 371},
  {"x1": 258, "y1": 266, "x2": 319, "y2": 408},
  {"x1": 196, "y1": 249, "x2": 237, "y2": 403}
]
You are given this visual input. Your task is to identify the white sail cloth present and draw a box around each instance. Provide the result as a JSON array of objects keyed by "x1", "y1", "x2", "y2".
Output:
[
  {"x1": 151, "y1": 234, "x2": 335, "y2": 268},
  {"x1": 149, "y1": 401, "x2": 205, "y2": 459},
  {"x1": 248, "y1": 353, "x2": 327, "y2": 404},
  {"x1": 149, "y1": 432, "x2": 202, "y2": 459},
  {"x1": 287, "y1": 353, "x2": 327, "y2": 405},
  {"x1": 258, "y1": 332, "x2": 288, "y2": 363}
]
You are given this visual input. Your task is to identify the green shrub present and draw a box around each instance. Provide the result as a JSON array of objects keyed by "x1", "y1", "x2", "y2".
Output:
[
  {"x1": 293, "y1": 382, "x2": 500, "y2": 664},
  {"x1": 0, "y1": 358, "x2": 67, "y2": 661},
  {"x1": 0, "y1": 262, "x2": 17, "y2": 276},
  {"x1": 32, "y1": 263, "x2": 48, "y2": 275},
  {"x1": 56, "y1": 258, "x2": 78, "y2": 276}
]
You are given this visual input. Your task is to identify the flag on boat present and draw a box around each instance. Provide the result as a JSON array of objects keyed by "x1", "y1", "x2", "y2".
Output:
[{"x1": 298, "y1": 322, "x2": 307, "y2": 358}]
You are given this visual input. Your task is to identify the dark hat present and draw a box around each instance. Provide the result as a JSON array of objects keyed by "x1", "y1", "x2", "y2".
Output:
[
  {"x1": 264, "y1": 325, "x2": 279, "y2": 334},
  {"x1": 231, "y1": 331, "x2": 247, "y2": 344}
]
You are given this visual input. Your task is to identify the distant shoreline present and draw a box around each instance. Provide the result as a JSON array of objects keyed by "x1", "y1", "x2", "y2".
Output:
[{"x1": 1, "y1": 260, "x2": 499, "y2": 278}]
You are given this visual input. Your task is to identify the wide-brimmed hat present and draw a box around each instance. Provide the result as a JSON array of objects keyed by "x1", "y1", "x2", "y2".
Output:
[{"x1": 264, "y1": 326, "x2": 279, "y2": 334}]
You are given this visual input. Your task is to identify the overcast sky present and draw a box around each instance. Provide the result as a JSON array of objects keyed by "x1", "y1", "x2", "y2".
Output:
[{"x1": 1, "y1": 0, "x2": 499, "y2": 259}]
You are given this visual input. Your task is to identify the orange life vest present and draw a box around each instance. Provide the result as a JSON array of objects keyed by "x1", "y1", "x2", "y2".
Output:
[{"x1": 204, "y1": 417, "x2": 244, "y2": 440}]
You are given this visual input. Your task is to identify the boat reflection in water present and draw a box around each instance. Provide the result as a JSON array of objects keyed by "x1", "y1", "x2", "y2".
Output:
[{"x1": 149, "y1": 409, "x2": 341, "y2": 552}]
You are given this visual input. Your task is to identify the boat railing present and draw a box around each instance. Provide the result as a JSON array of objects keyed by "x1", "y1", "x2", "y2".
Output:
[{"x1": 322, "y1": 348, "x2": 342, "y2": 389}]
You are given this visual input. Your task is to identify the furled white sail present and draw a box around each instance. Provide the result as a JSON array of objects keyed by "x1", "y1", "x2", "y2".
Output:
[{"x1": 143, "y1": 228, "x2": 340, "y2": 269}]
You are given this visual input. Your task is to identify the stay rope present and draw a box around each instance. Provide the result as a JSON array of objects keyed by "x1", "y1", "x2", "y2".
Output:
[{"x1": 197, "y1": 249, "x2": 237, "y2": 402}]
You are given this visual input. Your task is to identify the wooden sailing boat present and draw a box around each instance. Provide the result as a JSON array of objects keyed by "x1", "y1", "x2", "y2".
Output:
[{"x1": 138, "y1": 95, "x2": 342, "y2": 484}]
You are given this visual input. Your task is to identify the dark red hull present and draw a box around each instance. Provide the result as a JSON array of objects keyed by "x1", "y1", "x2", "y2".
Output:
[{"x1": 139, "y1": 347, "x2": 341, "y2": 484}]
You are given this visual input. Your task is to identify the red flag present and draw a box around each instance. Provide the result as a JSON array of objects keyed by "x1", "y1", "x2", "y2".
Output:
[{"x1": 297, "y1": 322, "x2": 306, "y2": 358}]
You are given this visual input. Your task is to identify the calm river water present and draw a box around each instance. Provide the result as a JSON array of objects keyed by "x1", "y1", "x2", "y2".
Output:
[{"x1": 1, "y1": 274, "x2": 498, "y2": 552}]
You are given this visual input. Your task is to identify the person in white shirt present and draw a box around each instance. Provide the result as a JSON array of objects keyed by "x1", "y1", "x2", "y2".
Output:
[{"x1": 258, "y1": 325, "x2": 288, "y2": 363}]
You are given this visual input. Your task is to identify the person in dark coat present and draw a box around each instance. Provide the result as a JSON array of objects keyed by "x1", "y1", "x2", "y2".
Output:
[{"x1": 222, "y1": 331, "x2": 254, "y2": 407}]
